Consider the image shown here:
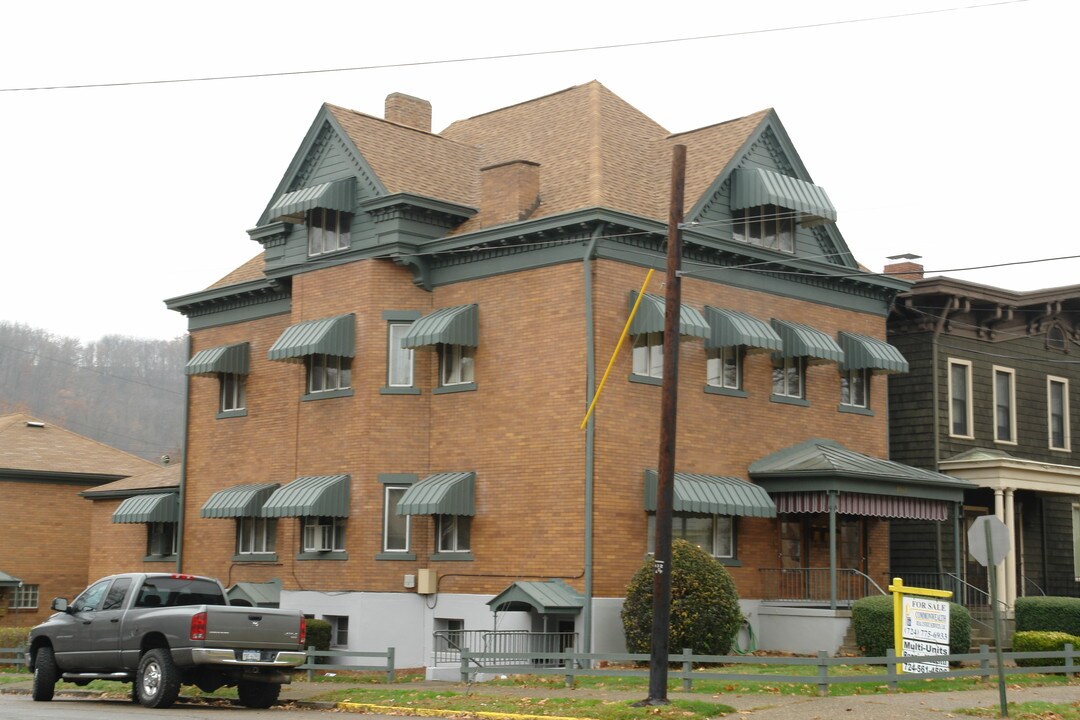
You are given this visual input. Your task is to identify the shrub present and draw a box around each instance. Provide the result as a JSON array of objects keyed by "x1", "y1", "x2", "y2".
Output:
[
  {"x1": 851, "y1": 596, "x2": 970, "y2": 658},
  {"x1": 1011, "y1": 630, "x2": 1080, "y2": 668},
  {"x1": 305, "y1": 618, "x2": 332, "y2": 662},
  {"x1": 621, "y1": 539, "x2": 742, "y2": 656},
  {"x1": 1015, "y1": 597, "x2": 1080, "y2": 636},
  {"x1": 0, "y1": 627, "x2": 31, "y2": 668}
]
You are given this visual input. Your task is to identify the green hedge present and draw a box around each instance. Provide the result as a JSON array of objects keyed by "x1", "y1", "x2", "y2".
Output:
[
  {"x1": 1011, "y1": 630, "x2": 1080, "y2": 668},
  {"x1": 305, "y1": 618, "x2": 332, "y2": 662},
  {"x1": 851, "y1": 596, "x2": 971, "y2": 658},
  {"x1": 0, "y1": 627, "x2": 30, "y2": 650},
  {"x1": 1015, "y1": 597, "x2": 1080, "y2": 636}
]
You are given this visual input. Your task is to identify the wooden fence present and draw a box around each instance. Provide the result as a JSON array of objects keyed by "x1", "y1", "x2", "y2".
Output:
[
  {"x1": 298, "y1": 646, "x2": 395, "y2": 682},
  {"x1": 0, "y1": 647, "x2": 26, "y2": 667}
]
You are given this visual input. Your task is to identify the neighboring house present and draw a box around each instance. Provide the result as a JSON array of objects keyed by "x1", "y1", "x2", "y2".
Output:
[
  {"x1": 0, "y1": 413, "x2": 158, "y2": 626},
  {"x1": 165, "y1": 81, "x2": 965, "y2": 665},
  {"x1": 887, "y1": 267, "x2": 1080, "y2": 614}
]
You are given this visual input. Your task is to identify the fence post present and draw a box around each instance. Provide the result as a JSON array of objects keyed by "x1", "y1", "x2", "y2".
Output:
[
  {"x1": 460, "y1": 647, "x2": 471, "y2": 686},
  {"x1": 816, "y1": 650, "x2": 828, "y2": 697},
  {"x1": 1066, "y1": 643, "x2": 1075, "y2": 679},
  {"x1": 564, "y1": 648, "x2": 574, "y2": 689},
  {"x1": 682, "y1": 648, "x2": 693, "y2": 693},
  {"x1": 979, "y1": 644, "x2": 990, "y2": 683},
  {"x1": 307, "y1": 646, "x2": 315, "y2": 682},
  {"x1": 885, "y1": 648, "x2": 897, "y2": 692},
  {"x1": 386, "y1": 647, "x2": 395, "y2": 683}
]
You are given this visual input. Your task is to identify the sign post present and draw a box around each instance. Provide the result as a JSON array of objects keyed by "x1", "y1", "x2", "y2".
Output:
[
  {"x1": 968, "y1": 515, "x2": 1011, "y2": 719},
  {"x1": 889, "y1": 578, "x2": 952, "y2": 674}
]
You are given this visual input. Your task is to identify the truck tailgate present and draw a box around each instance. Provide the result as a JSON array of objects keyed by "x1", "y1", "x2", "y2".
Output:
[{"x1": 204, "y1": 606, "x2": 302, "y2": 649}]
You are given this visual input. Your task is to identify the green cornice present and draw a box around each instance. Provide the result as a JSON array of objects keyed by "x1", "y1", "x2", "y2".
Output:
[
  {"x1": 360, "y1": 193, "x2": 476, "y2": 226},
  {"x1": 165, "y1": 278, "x2": 290, "y2": 319}
]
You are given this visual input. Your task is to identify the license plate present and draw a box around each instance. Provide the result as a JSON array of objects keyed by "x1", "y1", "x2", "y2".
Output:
[{"x1": 242, "y1": 650, "x2": 261, "y2": 662}]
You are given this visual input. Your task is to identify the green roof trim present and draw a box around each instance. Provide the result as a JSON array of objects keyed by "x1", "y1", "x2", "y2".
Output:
[
  {"x1": 267, "y1": 314, "x2": 355, "y2": 361},
  {"x1": 0, "y1": 570, "x2": 22, "y2": 588},
  {"x1": 396, "y1": 472, "x2": 475, "y2": 516},
  {"x1": 704, "y1": 307, "x2": 783, "y2": 353},
  {"x1": 261, "y1": 475, "x2": 351, "y2": 518},
  {"x1": 269, "y1": 178, "x2": 355, "y2": 221},
  {"x1": 112, "y1": 493, "x2": 178, "y2": 524},
  {"x1": 400, "y1": 305, "x2": 478, "y2": 349},
  {"x1": 731, "y1": 167, "x2": 837, "y2": 225},
  {"x1": 838, "y1": 331, "x2": 909, "y2": 374},
  {"x1": 644, "y1": 470, "x2": 776, "y2": 518},
  {"x1": 629, "y1": 293, "x2": 709, "y2": 339},
  {"x1": 185, "y1": 342, "x2": 250, "y2": 377},
  {"x1": 771, "y1": 318, "x2": 844, "y2": 364},
  {"x1": 200, "y1": 483, "x2": 280, "y2": 518},
  {"x1": 487, "y1": 579, "x2": 584, "y2": 615},
  {"x1": 227, "y1": 580, "x2": 282, "y2": 607}
]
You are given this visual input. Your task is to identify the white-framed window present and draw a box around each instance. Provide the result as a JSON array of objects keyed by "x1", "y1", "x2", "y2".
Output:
[
  {"x1": 326, "y1": 615, "x2": 349, "y2": 647},
  {"x1": 383, "y1": 486, "x2": 410, "y2": 553},
  {"x1": 1048, "y1": 325, "x2": 1068, "y2": 352},
  {"x1": 632, "y1": 332, "x2": 663, "y2": 378},
  {"x1": 307, "y1": 208, "x2": 351, "y2": 256},
  {"x1": 437, "y1": 514, "x2": 471, "y2": 553},
  {"x1": 948, "y1": 358, "x2": 974, "y2": 438},
  {"x1": 439, "y1": 344, "x2": 475, "y2": 386},
  {"x1": 302, "y1": 516, "x2": 346, "y2": 553},
  {"x1": 647, "y1": 514, "x2": 734, "y2": 559},
  {"x1": 220, "y1": 373, "x2": 246, "y2": 412},
  {"x1": 8, "y1": 584, "x2": 38, "y2": 610},
  {"x1": 993, "y1": 366, "x2": 1017, "y2": 444},
  {"x1": 308, "y1": 354, "x2": 351, "y2": 393},
  {"x1": 387, "y1": 323, "x2": 414, "y2": 388},
  {"x1": 147, "y1": 522, "x2": 178, "y2": 557},
  {"x1": 1048, "y1": 376, "x2": 1071, "y2": 451},
  {"x1": 772, "y1": 356, "x2": 805, "y2": 399},
  {"x1": 732, "y1": 204, "x2": 796, "y2": 253},
  {"x1": 840, "y1": 368, "x2": 869, "y2": 408},
  {"x1": 236, "y1": 516, "x2": 276, "y2": 555},
  {"x1": 706, "y1": 346, "x2": 741, "y2": 389}
]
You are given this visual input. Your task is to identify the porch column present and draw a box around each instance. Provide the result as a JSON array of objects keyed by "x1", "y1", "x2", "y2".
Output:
[
  {"x1": 828, "y1": 490, "x2": 838, "y2": 611},
  {"x1": 1004, "y1": 488, "x2": 1017, "y2": 612},
  {"x1": 994, "y1": 489, "x2": 1007, "y2": 611}
]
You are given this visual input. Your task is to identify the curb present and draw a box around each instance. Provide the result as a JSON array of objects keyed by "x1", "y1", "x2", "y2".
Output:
[{"x1": 338, "y1": 702, "x2": 591, "y2": 720}]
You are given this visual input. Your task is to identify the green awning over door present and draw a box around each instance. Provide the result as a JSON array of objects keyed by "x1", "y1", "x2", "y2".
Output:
[
  {"x1": 400, "y1": 305, "x2": 478, "y2": 349},
  {"x1": 644, "y1": 471, "x2": 776, "y2": 517},
  {"x1": 200, "y1": 483, "x2": 280, "y2": 518},
  {"x1": 112, "y1": 493, "x2": 179, "y2": 524},
  {"x1": 704, "y1": 307, "x2": 783, "y2": 352},
  {"x1": 628, "y1": 293, "x2": 709, "y2": 339},
  {"x1": 186, "y1": 343, "x2": 250, "y2": 376},
  {"x1": 267, "y1": 314, "x2": 355, "y2": 361},
  {"x1": 269, "y1": 178, "x2": 355, "y2": 221},
  {"x1": 771, "y1": 319, "x2": 844, "y2": 364},
  {"x1": 838, "y1": 332, "x2": 909, "y2": 374},
  {"x1": 487, "y1": 579, "x2": 584, "y2": 614},
  {"x1": 396, "y1": 472, "x2": 475, "y2": 516},
  {"x1": 731, "y1": 167, "x2": 837, "y2": 225},
  {"x1": 261, "y1": 475, "x2": 351, "y2": 518},
  {"x1": 0, "y1": 570, "x2": 22, "y2": 588}
]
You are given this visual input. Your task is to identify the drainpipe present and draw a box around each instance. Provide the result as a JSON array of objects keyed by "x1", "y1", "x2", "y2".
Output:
[
  {"x1": 176, "y1": 334, "x2": 192, "y2": 572},
  {"x1": 582, "y1": 222, "x2": 605, "y2": 657},
  {"x1": 931, "y1": 296, "x2": 960, "y2": 580}
]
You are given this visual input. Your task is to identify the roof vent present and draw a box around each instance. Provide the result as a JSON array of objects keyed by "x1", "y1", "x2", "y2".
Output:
[
  {"x1": 161, "y1": 455, "x2": 171, "y2": 465},
  {"x1": 25, "y1": 421, "x2": 45, "y2": 428}
]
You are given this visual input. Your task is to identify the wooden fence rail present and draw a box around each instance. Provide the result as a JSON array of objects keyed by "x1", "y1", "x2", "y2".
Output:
[
  {"x1": 0, "y1": 647, "x2": 26, "y2": 667},
  {"x1": 298, "y1": 646, "x2": 395, "y2": 683}
]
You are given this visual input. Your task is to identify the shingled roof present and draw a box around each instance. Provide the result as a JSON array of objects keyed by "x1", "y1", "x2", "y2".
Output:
[{"x1": 0, "y1": 413, "x2": 159, "y2": 479}]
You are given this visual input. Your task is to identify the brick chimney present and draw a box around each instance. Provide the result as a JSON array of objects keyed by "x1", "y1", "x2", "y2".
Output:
[
  {"x1": 384, "y1": 93, "x2": 432, "y2": 133},
  {"x1": 884, "y1": 260, "x2": 925, "y2": 281},
  {"x1": 481, "y1": 160, "x2": 541, "y2": 226}
]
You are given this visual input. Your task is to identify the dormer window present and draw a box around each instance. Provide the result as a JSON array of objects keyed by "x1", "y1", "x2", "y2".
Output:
[
  {"x1": 308, "y1": 208, "x2": 352, "y2": 256},
  {"x1": 732, "y1": 204, "x2": 795, "y2": 253},
  {"x1": 730, "y1": 167, "x2": 837, "y2": 255}
]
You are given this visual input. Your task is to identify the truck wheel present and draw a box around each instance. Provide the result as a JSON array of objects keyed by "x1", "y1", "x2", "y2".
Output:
[
  {"x1": 31, "y1": 646, "x2": 58, "y2": 701},
  {"x1": 136, "y1": 648, "x2": 181, "y2": 709},
  {"x1": 237, "y1": 680, "x2": 281, "y2": 708}
]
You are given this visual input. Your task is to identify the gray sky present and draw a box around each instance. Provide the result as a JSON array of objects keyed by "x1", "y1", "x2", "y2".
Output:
[{"x1": 2, "y1": 0, "x2": 1074, "y2": 343}]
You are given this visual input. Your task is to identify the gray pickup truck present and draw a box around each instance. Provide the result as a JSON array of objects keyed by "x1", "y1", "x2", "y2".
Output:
[{"x1": 27, "y1": 572, "x2": 306, "y2": 709}]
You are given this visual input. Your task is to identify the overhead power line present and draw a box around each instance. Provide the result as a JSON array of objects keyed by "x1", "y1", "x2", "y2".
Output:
[{"x1": 0, "y1": 0, "x2": 1026, "y2": 93}]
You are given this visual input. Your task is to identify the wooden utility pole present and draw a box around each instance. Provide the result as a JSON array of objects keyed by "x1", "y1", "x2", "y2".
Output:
[{"x1": 642, "y1": 144, "x2": 687, "y2": 706}]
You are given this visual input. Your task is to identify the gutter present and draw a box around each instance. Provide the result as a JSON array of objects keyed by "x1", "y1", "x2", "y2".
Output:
[
  {"x1": 177, "y1": 334, "x2": 192, "y2": 572},
  {"x1": 582, "y1": 222, "x2": 605, "y2": 657}
]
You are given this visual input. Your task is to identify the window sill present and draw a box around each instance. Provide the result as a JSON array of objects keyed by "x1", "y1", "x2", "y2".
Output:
[
  {"x1": 429, "y1": 552, "x2": 474, "y2": 562},
  {"x1": 297, "y1": 551, "x2": 349, "y2": 561},
  {"x1": 231, "y1": 554, "x2": 279, "y2": 563},
  {"x1": 1050, "y1": 446, "x2": 1072, "y2": 453},
  {"x1": 629, "y1": 374, "x2": 662, "y2": 386},
  {"x1": 770, "y1": 395, "x2": 809, "y2": 407},
  {"x1": 434, "y1": 383, "x2": 476, "y2": 395},
  {"x1": 948, "y1": 433, "x2": 975, "y2": 441},
  {"x1": 380, "y1": 386, "x2": 421, "y2": 395},
  {"x1": 302, "y1": 388, "x2": 354, "y2": 402},
  {"x1": 993, "y1": 438, "x2": 1019, "y2": 447},
  {"x1": 704, "y1": 385, "x2": 747, "y2": 398},
  {"x1": 717, "y1": 558, "x2": 741, "y2": 567},
  {"x1": 143, "y1": 555, "x2": 178, "y2": 563},
  {"x1": 376, "y1": 552, "x2": 417, "y2": 561},
  {"x1": 838, "y1": 404, "x2": 874, "y2": 416},
  {"x1": 216, "y1": 409, "x2": 248, "y2": 419}
]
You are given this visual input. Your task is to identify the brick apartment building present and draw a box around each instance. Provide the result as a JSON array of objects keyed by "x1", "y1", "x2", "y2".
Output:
[{"x1": 164, "y1": 81, "x2": 968, "y2": 665}]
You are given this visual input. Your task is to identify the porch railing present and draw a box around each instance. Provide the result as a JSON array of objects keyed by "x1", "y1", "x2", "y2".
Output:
[
  {"x1": 433, "y1": 630, "x2": 578, "y2": 667},
  {"x1": 759, "y1": 567, "x2": 885, "y2": 605}
]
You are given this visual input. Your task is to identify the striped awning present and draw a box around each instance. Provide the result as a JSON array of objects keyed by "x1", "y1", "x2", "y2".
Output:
[
  {"x1": 267, "y1": 314, "x2": 355, "y2": 361},
  {"x1": 200, "y1": 483, "x2": 280, "y2": 518},
  {"x1": 112, "y1": 493, "x2": 179, "y2": 524},
  {"x1": 396, "y1": 472, "x2": 475, "y2": 516},
  {"x1": 644, "y1": 471, "x2": 776, "y2": 518},
  {"x1": 186, "y1": 343, "x2": 250, "y2": 377},
  {"x1": 731, "y1": 167, "x2": 836, "y2": 226},
  {"x1": 838, "y1": 332, "x2": 909, "y2": 374},
  {"x1": 400, "y1": 305, "x2": 478, "y2": 349},
  {"x1": 629, "y1": 293, "x2": 709, "y2": 339},
  {"x1": 704, "y1": 307, "x2": 783, "y2": 353},
  {"x1": 774, "y1": 491, "x2": 948, "y2": 521},
  {"x1": 261, "y1": 475, "x2": 350, "y2": 518},
  {"x1": 269, "y1": 178, "x2": 355, "y2": 221},
  {"x1": 771, "y1": 319, "x2": 844, "y2": 364}
]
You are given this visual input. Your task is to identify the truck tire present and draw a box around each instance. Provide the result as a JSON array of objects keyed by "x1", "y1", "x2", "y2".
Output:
[
  {"x1": 237, "y1": 680, "x2": 281, "y2": 708},
  {"x1": 137, "y1": 648, "x2": 181, "y2": 709},
  {"x1": 31, "y1": 646, "x2": 58, "y2": 701}
]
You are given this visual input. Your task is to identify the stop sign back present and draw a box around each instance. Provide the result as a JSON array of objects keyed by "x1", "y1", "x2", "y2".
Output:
[{"x1": 968, "y1": 515, "x2": 1010, "y2": 566}]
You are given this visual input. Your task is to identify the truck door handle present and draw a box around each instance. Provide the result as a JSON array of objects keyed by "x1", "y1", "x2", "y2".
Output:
[
  {"x1": 110, "y1": 618, "x2": 120, "y2": 623},
  {"x1": 82, "y1": 620, "x2": 91, "y2": 625}
]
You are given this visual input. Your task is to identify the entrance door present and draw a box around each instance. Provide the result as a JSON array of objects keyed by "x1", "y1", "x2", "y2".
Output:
[{"x1": 779, "y1": 519, "x2": 806, "y2": 599}]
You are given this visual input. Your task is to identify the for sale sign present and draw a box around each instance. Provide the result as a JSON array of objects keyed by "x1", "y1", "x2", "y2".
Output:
[
  {"x1": 901, "y1": 638, "x2": 949, "y2": 673},
  {"x1": 900, "y1": 595, "x2": 950, "y2": 674}
]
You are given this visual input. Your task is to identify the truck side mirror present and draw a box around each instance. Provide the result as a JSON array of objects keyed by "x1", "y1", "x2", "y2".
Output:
[{"x1": 51, "y1": 598, "x2": 69, "y2": 613}]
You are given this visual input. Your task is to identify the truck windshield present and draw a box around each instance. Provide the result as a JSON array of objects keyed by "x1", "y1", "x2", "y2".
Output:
[{"x1": 134, "y1": 577, "x2": 227, "y2": 608}]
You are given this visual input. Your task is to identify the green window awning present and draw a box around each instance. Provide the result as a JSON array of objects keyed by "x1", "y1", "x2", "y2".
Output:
[
  {"x1": 396, "y1": 472, "x2": 475, "y2": 516},
  {"x1": 186, "y1": 342, "x2": 250, "y2": 377},
  {"x1": 261, "y1": 475, "x2": 351, "y2": 518},
  {"x1": 267, "y1": 314, "x2": 355, "y2": 361},
  {"x1": 771, "y1": 319, "x2": 844, "y2": 364},
  {"x1": 269, "y1": 178, "x2": 355, "y2": 221},
  {"x1": 731, "y1": 167, "x2": 837, "y2": 225},
  {"x1": 644, "y1": 471, "x2": 776, "y2": 518},
  {"x1": 488, "y1": 579, "x2": 584, "y2": 615},
  {"x1": 628, "y1": 293, "x2": 709, "y2": 339},
  {"x1": 838, "y1": 332, "x2": 909, "y2": 374},
  {"x1": 112, "y1": 493, "x2": 179, "y2": 524},
  {"x1": 704, "y1": 307, "x2": 783, "y2": 353},
  {"x1": 0, "y1": 570, "x2": 22, "y2": 588},
  {"x1": 200, "y1": 483, "x2": 280, "y2": 518},
  {"x1": 400, "y1": 305, "x2": 478, "y2": 349}
]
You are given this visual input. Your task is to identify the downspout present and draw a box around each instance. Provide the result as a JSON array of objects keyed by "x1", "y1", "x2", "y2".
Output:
[
  {"x1": 582, "y1": 222, "x2": 605, "y2": 657},
  {"x1": 931, "y1": 296, "x2": 960, "y2": 578},
  {"x1": 176, "y1": 334, "x2": 192, "y2": 572}
]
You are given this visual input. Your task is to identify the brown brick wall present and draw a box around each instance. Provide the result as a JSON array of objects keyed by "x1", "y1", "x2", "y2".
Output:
[{"x1": 86, "y1": 499, "x2": 176, "y2": 581}]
